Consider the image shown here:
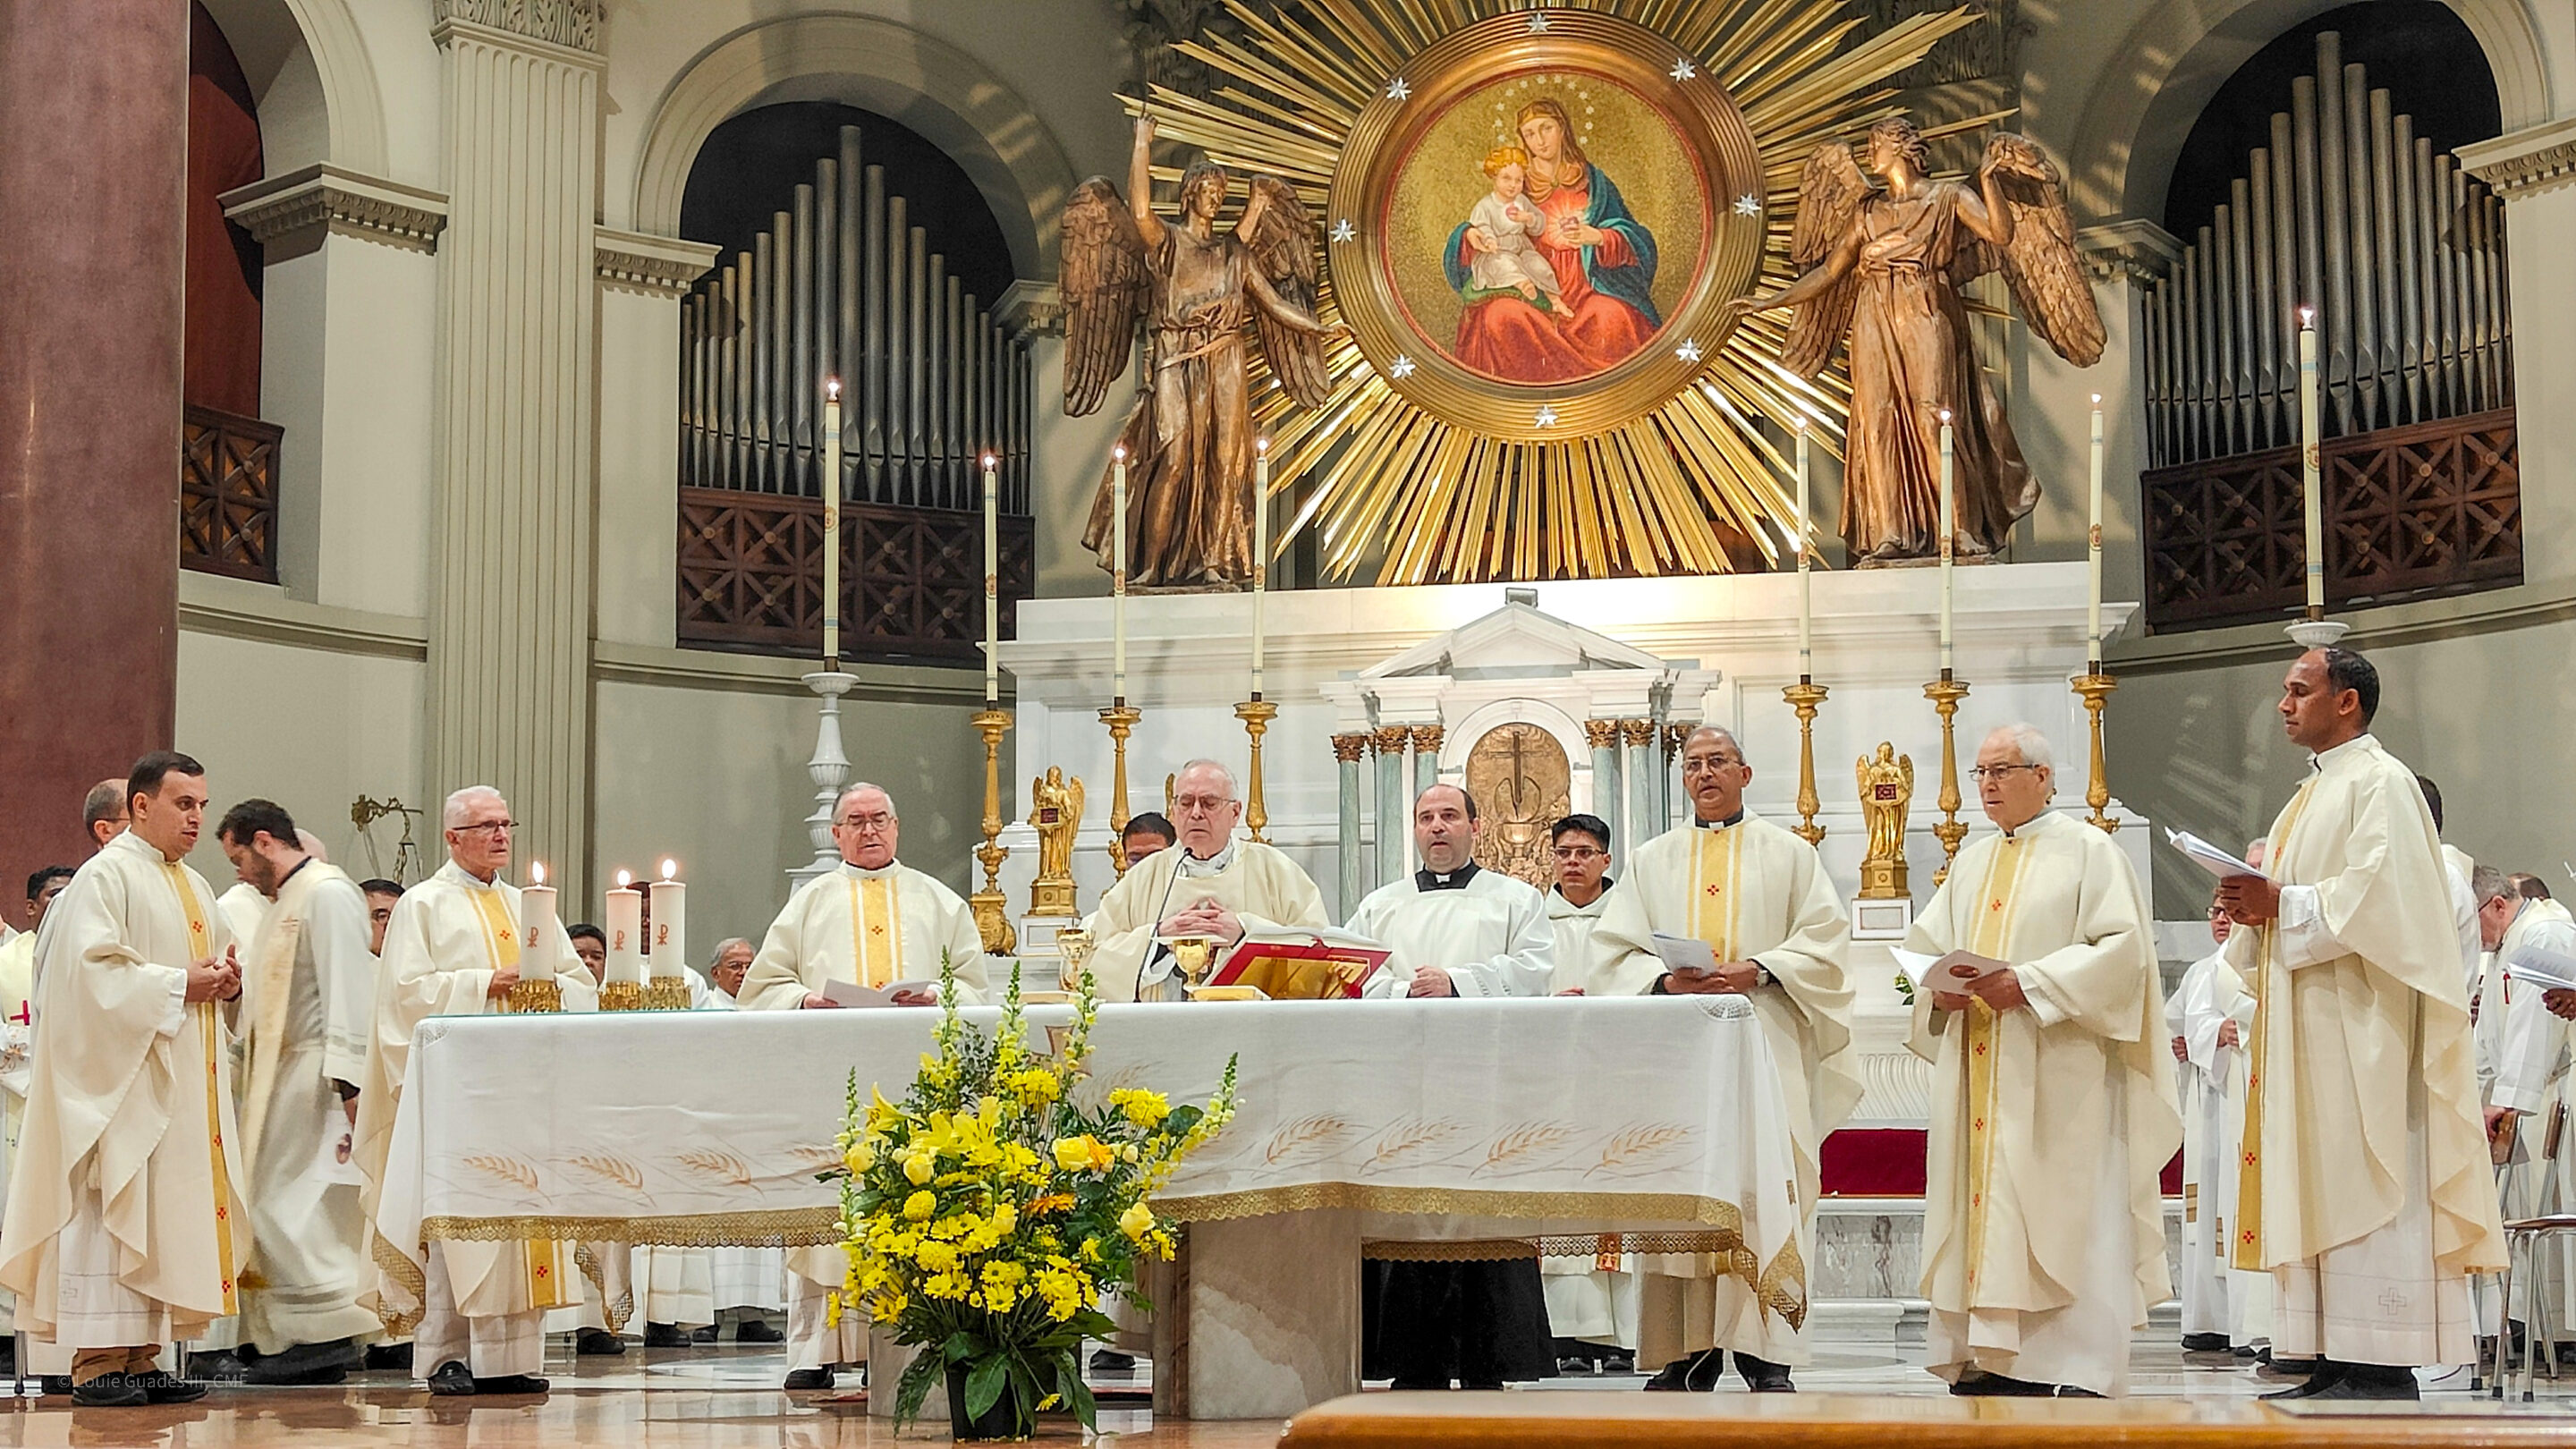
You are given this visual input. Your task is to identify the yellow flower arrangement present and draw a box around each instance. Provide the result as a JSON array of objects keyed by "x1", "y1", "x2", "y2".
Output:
[{"x1": 824, "y1": 951, "x2": 1238, "y2": 1436}]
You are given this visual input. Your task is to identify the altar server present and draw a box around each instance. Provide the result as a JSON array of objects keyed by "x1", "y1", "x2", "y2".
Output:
[
  {"x1": 1079, "y1": 760, "x2": 1328, "y2": 1002},
  {"x1": 1907, "y1": 724, "x2": 2178, "y2": 1399},
  {"x1": 355, "y1": 785, "x2": 596, "y2": 1397},
  {"x1": 2172, "y1": 888, "x2": 2258, "y2": 1351},
  {"x1": 1591, "y1": 726, "x2": 1858, "y2": 1393},
  {"x1": 2213, "y1": 648, "x2": 2504, "y2": 1401},
  {"x1": 1538, "y1": 814, "x2": 1637, "y2": 1369},
  {"x1": 2418, "y1": 777, "x2": 2483, "y2": 1001},
  {"x1": 0, "y1": 752, "x2": 245, "y2": 1406},
  {"x1": 627, "y1": 938, "x2": 765, "y2": 1349},
  {"x1": 686, "y1": 938, "x2": 787, "y2": 1343},
  {"x1": 2473, "y1": 866, "x2": 2576, "y2": 1330},
  {"x1": 1352, "y1": 784, "x2": 1556, "y2": 1388},
  {"x1": 215, "y1": 801, "x2": 380, "y2": 1383},
  {"x1": 740, "y1": 781, "x2": 986, "y2": 1391}
]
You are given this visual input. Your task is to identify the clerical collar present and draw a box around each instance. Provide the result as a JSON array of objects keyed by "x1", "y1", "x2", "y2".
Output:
[
  {"x1": 1692, "y1": 809, "x2": 1745, "y2": 830},
  {"x1": 838, "y1": 859, "x2": 902, "y2": 880},
  {"x1": 1417, "y1": 861, "x2": 1480, "y2": 891},
  {"x1": 445, "y1": 860, "x2": 500, "y2": 889},
  {"x1": 278, "y1": 856, "x2": 314, "y2": 892},
  {"x1": 2308, "y1": 732, "x2": 2376, "y2": 771},
  {"x1": 1178, "y1": 842, "x2": 1235, "y2": 877}
]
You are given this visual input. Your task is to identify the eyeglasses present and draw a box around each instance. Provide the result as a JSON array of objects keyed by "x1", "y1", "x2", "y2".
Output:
[
  {"x1": 1551, "y1": 846, "x2": 1606, "y2": 861},
  {"x1": 453, "y1": 819, "x2": 516, "y2": 835},
  {"x1": 836, "y1": 813, "x2": 897, "y2": 833},
  {"x1": 1681, "y1": 758, "x2": 1745, "y2": 773},
  {"x1": 1174, "y1": 794, "x2": 1233, "y2": 815},
  {"x1": 1967, "y1": 765, "x2": 2043, "y2": 783}
]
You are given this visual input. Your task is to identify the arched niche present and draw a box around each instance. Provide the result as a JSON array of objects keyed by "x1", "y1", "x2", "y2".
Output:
[
  {"x1": 196, "y1": 0, "x2": 385, "y2": 174},
  {"x1": 633, "y1": 13, "x2": 1079, "y2": 279},
  {"x1": 2063, "y1": 0, "x2": 2550, "y2": 224}
]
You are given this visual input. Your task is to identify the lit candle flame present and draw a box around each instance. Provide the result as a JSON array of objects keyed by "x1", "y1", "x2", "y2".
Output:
[
  {"x1": 615, "y1": 869, "x2": 632, "y2": 889},
  {"x1": 1937, "y1": 409, "x2": 1953, "y2": 424},
  {"x1": 1113, "y1": 444, "x2": 1127, "y2": 462},
  {"x1": 660, "y1": 858, "x2": 677, "y2": 881},
  {"x1": 530, "y1": 860, "x2": 547, "y2": 886},
  {"x1": 982, "y1": 453, "x2": 996, "y2": 469},
  {"x1": 825, "y1": 376, "x2": 842, "y2": 403},
  {"x1": 2299, "y1": 306, "x2": 2316, "y2": 328},
  {"x1": 1256, "y1": 436, "x2": 1269, "y2": 455},
  {"x1": 2091, "y1": 394, "x2": 2103, "y2": 406}
]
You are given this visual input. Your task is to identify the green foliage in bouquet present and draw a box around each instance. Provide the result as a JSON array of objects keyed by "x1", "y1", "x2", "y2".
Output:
[{"x1": 820, "y1": 951, "x2": 1239, "y2": 1434}]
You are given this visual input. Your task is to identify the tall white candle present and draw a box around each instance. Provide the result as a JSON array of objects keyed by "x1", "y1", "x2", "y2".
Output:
[
  {"x1": 1794, "y1": 419, "x2": 1812, "y2": 678},
  {"x1": 1252, "y1": 437, "x2": 1268, "y2": 700},
  {"x1": 647, "y1": 859, "x2": 686, "y2": 982},
  {"x1": 981, "y1": 453, "x2": 1000, "y2": 705},
  {"x1": 1112, "y1": 445, "x2": 1128, "y2": 704},
  {"x1": 2298, "y1": 309, "x2": 2324, "y2": 614},
  {"x1": 2087, "y1": 394, "x2": 2105, "y2": 668},
  {"x1": 605, "y1": 869, "x2": 645, "y2": 987},
  {"x1": 822, "y1": 378, "x2": 843, "y2": 663},
  {"x1": 1937, "y1": 411, "x2": 1955, "y2": 675},
  {"x1": 521, "y1": 861, "x2": 558, "y2": 976}
]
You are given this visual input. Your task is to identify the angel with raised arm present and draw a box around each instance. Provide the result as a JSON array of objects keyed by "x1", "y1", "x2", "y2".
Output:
[
  {"x1": 1061, "y1": 114, "x2": 1338, "y2": 588},
  {"x1": 1725, "y1": 120, "x2": 2103, "y2": 566}
]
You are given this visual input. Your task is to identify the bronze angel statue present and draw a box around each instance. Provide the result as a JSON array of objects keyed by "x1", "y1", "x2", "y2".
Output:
[
  {"x1": 1062, "y1": 114, "x2": 1337, "y2": 588},
  {"x1": 1727, "y1": 120, "x2": 2102, "y2": 565}
]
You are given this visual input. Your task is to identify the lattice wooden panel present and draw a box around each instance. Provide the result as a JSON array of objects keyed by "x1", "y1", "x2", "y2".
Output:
[{"x1": 180, "y1": 404, "x2": 283, "y2": 583}]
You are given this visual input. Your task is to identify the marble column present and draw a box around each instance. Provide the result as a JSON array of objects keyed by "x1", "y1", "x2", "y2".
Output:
[
  {"x1": 1662, "y1": 723, "x2": 1690, "y2": 834},
  {"x1": 1622, "y1": 719, "x2": 1659, "y2": 856},
  {"x1": 424, "y1": 2, "x2": 604, "y2": 900},
  {"x1": 1583, "y1": 719, "x2": 1622, "y2": 852},
  {"x1": 0, "y1": 0, "x2": 187, "y2": 892},
  {"x1": 1370, "y1": 726, "x2": 1408, "y2": 886},
  {"x1": 1408, "y1": 724, "x2": 1444, "y2": 801},
  {"x1": 1331, "y1": 733, "x2": 1367, "y2": 916}
]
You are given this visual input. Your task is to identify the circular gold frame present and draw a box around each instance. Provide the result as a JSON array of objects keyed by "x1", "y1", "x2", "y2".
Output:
[{"x1": 1327, "y1": 11, "x2": 1766, "y2": 444}]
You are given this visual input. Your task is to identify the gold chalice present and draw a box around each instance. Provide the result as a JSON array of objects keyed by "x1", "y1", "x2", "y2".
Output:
[
  {"x1": 1168, "y1": 934, "x2": 1216, "y2": 986},
  {"x1": 1055, "y1": 926, "x2": 1093, "y2": 991}
]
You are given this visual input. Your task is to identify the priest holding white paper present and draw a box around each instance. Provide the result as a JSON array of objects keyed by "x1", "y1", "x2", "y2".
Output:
[
  {"x1": 2212, "y1": 648, "x2": 2504, "y2": 1401},
  {"x1": 1352, "y1": 784, "x2": 1557, "y2": 1388},
  {"x1": 355, "y1": 786, "x2": 597, "y2": 1396},
  {"x1": 1076, "y1": 759, "x2": 1329, "y2": 1002},
  {"x1": 2471, "y1": 865, "x2": 2576, "y2": 1330},
  {"x1": 1907, "y1": 724, "x2": 2179, "y2": 1399},
  {"x1": 1589, "y1": 725, "x2": 1858, "y2": 1393},
  {"x1": 737, "y1": 781, "x2": 987, "y2": 1392}
]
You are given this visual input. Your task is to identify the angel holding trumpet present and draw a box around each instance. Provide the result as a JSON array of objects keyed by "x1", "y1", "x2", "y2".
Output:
[
  {"x1": 1726, "y1": 119, "x2": 2103, "y2": 566},
  {"x1": 1062, "y1": 114, "x2": 1343, "y2": 588}
]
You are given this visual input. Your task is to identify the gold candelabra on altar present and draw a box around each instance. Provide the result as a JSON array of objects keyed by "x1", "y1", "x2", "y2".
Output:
[
  {"x1": 970, "y1": 708, "x2": 1019, "y2": 951},
  {"x1": 504, "y1": 978, "x2": 562, "y2": 1014},
  {"x1": 1235, "y1": 697, "x2": 1277, "y2": 843},
  {"x1": 1782, "y1": 678, "x2": 1829, "y2": 847},
  {"x1": 1100, "y1": 703, "x2": 1142, "y2": 877},
  {"x1": 599, "y1": 981, "x2": 644, "y2": 1012},
  {"x1": 1925, "y1": 672, "x2": 1970, "y2": 885},
  {"x1": 641, "y1": 978, "x2": 693, "y2": 1011},
  {"x1": 2072, "y1": 670, "x2": 2120, "y2": 833}
]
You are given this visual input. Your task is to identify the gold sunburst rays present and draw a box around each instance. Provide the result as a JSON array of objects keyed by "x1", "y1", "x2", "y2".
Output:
[{"x1": 1137, "y1": 0, "x2": 1978, "y2": 583}]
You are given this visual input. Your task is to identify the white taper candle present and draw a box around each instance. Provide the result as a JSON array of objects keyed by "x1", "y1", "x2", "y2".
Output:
[
  {"x1": 2299, "y1": 309, "x2": 2324, "y2": 614},
  {"x1": 1937, "y1": 411, "x2": 1955, "y2": 675},
  {"x1": 822, "y1": 377, "x2": 843, "y2": 663},
  {"x1": 2087, "y1": 395, "x2": 2105, "y2": 668},
  {"x1": 1112, "y1": 445, "x2": 1128, "y2": 703},
  {"x1": 982, "y1": 453, "x2": 1000, "y2": 704},
  {"x1": 1252, "y1": 437, "x2": 1268, "y2": 699},
  {"x1": 1794, "y1": 419, "x2": 1811, "y2": 677}
]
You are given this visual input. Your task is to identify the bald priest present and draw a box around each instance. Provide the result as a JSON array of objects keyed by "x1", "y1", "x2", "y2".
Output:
[{"x1": 1079, "y1": 758, "x2": 1329, "y2": 1002}]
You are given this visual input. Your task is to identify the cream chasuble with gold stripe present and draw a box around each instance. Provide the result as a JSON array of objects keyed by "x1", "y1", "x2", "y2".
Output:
[
  {"x1": 736, "y1": 860, "x2": 988, "y2": 1012},
  {"x1": 0, "y1": 831, "x2": 252, "y2": 1347},
  {"x1": 1907, "y1": 809, "x2": 2178, "y2": 1395}
]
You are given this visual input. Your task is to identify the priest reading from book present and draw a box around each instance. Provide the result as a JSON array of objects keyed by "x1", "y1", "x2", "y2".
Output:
[
  {"x1": 1588, "y1": 724, "x2": 1859, "y2": 1394},
  {"x1": 355, "y1": 785, "x2": 597, "y2": 1397},
  {"x1": 1077, "y1": 759, "x2": 1328, "y2": 1002},
  {"x1": 1906, "y1": 724, "x2": 2179, "y2": 1400},
  {"x1": 2212, "y1": 648, "x2": 2504, "y2": 1402},
  {"x1": 737, "y1": 780, "x2": 986, "y2": 1392},
  {"x1": 1350, "y1": 784, "x2": 1557, "y2": 1388},
  {"x1": 0, "y1": 752, "x2": 246, "y2": 1408}
]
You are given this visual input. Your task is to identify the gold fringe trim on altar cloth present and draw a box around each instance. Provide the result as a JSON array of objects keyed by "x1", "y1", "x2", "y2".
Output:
[
  {"x1": 1152, "y1": 1183, "x2": 1753, "y2": 1227},
  {"x1": 419, "y1": 1208, "x2": 843, "y2": 1248}
]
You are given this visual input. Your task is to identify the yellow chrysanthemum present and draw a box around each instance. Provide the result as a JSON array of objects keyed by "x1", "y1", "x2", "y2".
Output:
[{"x1": 903, "y1": 1190, "x2": 937, "y2": 1222}]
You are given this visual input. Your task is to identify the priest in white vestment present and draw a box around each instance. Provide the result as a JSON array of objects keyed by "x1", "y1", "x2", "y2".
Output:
[
  {"x1": 356, "y1": 786, "x2": 597, "y2": 1397},
  {"x1": 682, "y1": 939, "x2": 787, "y2": 1342},
  {"x1": 1536, "y1": 813, "x2": 1638, "y2": 1371},
  {"x1": 1078, "y1": 759, "x2": 1329, "y2": 1003},
  {"x1": 739, "y1": 782, "x2": 987, "y2": 1392},
  {"x1": 0, "y1": 865, "x2": 73, "y2": 1332},
  {"x1": 1908, "y1": 724, "x2": 2180, "y2": 1399},
  {"x1": 215, "y1": 801, "x2": 381, "y2": 1383},
  {"x1": 1590, "y1": 727, "x2": 1859, "y2": 1393},
  {"x1": 1352, "y1": 784, "x2": 1557, "y2": 1387},
  {"x1": 2172, "y1": 893, "x2": 2260, "y2": 1352},
  {"x1": 2472, "y1": 868, "x2": 2576, "y2": 1331},
  {"x1": 0, "y1": 752, "x2": 246, "y2": 1406},
  {"x1": 2214, "y1": 648, "x2": 2505, "y2": 1401},
  {"x1": 2418, "y1": 778, "x2": 2484, "y2": 1004}
]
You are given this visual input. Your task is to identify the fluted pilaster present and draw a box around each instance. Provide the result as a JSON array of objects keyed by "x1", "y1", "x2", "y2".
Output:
[{"x1": 425, "y1": 13, "x2": 603, "y2": 898}]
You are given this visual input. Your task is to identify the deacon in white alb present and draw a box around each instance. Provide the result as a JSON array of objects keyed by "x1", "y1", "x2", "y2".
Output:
[
  {"x1": 1536, "y1": 812, "x2": 1638, "y2": 1370},
  {"x1": 215, "y1": 800, "x2": 381, "y2": 1383},
  {"x1": 2170, "y1": 880, "x2": 2260, "y2": 1353},
  {"x1": 2472, "y1": 867, "x2": 2576, "y2": 1331},
  {"x1": 355, "y1": 786, "x2": 597, "y2": 1397},
  {"x1": 0, "y1": 752, "x2": 246, "y2": 1407},
  {"x1": 739, "y1": 782, "x2": 987, "y2": 1392},
  {"x1": 1079, "y1": 759, "x2": 1329, "y2": 1002},
  {"x1": 2214, "y1": 649, "x2": 2505, "y2": 1401},
  {"x1": 1907, "y1": 724, "x2": 2180, "y2": 1399},
  {"x1": 1351, "y1": 784, "x2": 1557, "y2": 1389},
  {"x1": 1590, "y1": 726, "x2": 1858, "y2": 1394},
  {"x1": 688, "y1": 938, "x2": 787, "y2": 1342}
]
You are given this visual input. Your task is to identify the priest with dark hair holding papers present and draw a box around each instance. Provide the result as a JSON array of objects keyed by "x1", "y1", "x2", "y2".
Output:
[{"x1": 1076, "y1": 759, "x2": 1329, "y2": 1003}]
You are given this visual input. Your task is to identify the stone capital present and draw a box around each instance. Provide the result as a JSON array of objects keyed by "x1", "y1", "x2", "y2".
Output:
[
  {"x1": 596, "y1": 227, "x2": 719, "y2": 299},
  {"x1": 1370, "y1": 725, "x2": 1411, "y2": 757},
  {"x1": 2076, "y1": 218, "x2": 2182, "y2": 286},
  {"x1": 1330, "y1": 732, "x2": 1369, "y2": 765},
  {"x1": 1618, "y1": 718, "x2": 1657, "y2": 748},
  {"x1": 1408, "y1": 724, "x2": 1445, "y2": 752},
  {"x1": 1581, "y1": 719, "x2": 1623, "y2": 751},
  {"x1": 432, "y1": 0, "x2": 599, "y2": 54},
  {"x1": 221, "y1": 164, "x2": 449, "y2": 260},
  {"x1": 2459, "y1": 117, "x2": 2576, "y2": 200}
]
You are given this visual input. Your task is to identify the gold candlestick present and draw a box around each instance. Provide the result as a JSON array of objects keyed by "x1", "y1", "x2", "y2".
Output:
[
  {"x1": 641, "y1": 979, "x2": 692, "y2": 1011},
  {"x1": 2072, "y1": 672, "x2": 2120, "y2": 834},
  {"x1": 599, "y1": 981, "x2": 644, "y2": 1012},
  {"x1": 504, "y1": 978, "x2": 562, "y2": 1014},
  {"x1": 970, "y1": 707, "x2": 1018, "y2": 953},
  {"x1": 1235, "y1": 698, "x2": 1277, "y2": 843},
  {"x1": 1782, "y1": 678, "x2": 1830, "y2": 847},
  {"x1": 1101, "y1": 703, "x2": 1142, "y2": 877},
  {"x1": 1925, "y1": 673, "x2": 1970, "y2": 885}
]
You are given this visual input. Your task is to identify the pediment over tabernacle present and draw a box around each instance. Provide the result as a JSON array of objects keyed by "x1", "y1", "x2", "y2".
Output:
[{"x1": 1355, "y1": 589, "x2": 1685, "y2": 683}]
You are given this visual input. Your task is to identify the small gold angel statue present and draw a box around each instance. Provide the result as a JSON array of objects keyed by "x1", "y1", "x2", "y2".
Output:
[
  {"x1": 1028, "y1": 767, "x2": 1084, "y2": 917},
  {"x1": 1855, "y1": 742, "x2": 1915, "y2": 899}
]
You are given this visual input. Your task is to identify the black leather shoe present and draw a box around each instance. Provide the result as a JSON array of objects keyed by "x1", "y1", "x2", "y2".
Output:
[
  {"x1": 365, "y1": 1343, "x2": 414, "y2": 1372},
  {"x1": 1090, "y1": 1348, "x2": 1137, "y2": 1373},
  {"x1": 1643, "y1": 1349, "x2": 1721, "y2": 1392},
  {"x1": 191, "y1": 1349, "x2": 248, "y2": 1382},
  {"x1": 1599, "y1": 1351, "x2": 1635, "y2": 1374},
  {"x1": 1735, "y1": 1353, "x2": 1795, "y2": 1393},
  {"x1": 72, "y1": 1373, "x2": 148, "y2": 1408},
  {"x1": 691, "y1": 1325, "x2": 717, "y2": 1344},
  {"x1": 784, "y1": 1368, "x2": 835, "y2": 1391},
  {"x1": 474, "y1": 1374, "x2": 549, "y2": 1394},
  {"x1": 735, "y1": 1318, "x2": 784, "y2": 1343},
  {"x1": 243, "y1": 1339, "x2": 360, "y2": 1385},
  {"x1": 134, "y1": 1372, "x2": 209, "y2": 1403},
  {"x1": 428, "y1": 1360, "x2": 477, "y2": 1396},
  {"x1": 2262, "y1": 1360, "x2": 2347, "y2": 1399},
  {"x1": 642, "y1": 1323, "x2": 691, "y2": 1349},
  {"x1": 575, "y1": 1327, "x2": 625, "y2": 1356},
  {"x1": 1952, "y1": 1370, "x2": 2057, "y2": 1396},
  {"x1": 2301, "y1": 1363, "x2": 2419, "y2": 1401},
  {"x1": 2182, "y1": 1333, "x2": 2232, "y2": 1352},
  {"x1": 38, "y1": 1375, "x2": 72, "y2": 1396}
]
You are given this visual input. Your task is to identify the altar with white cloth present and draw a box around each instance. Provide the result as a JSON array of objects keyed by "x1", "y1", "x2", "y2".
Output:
[{"x1": 373, "y1": 994, "x2": 1801, "y2": 1418}]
